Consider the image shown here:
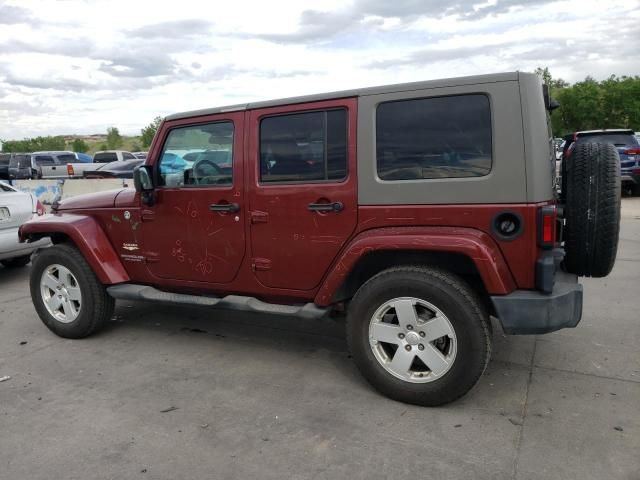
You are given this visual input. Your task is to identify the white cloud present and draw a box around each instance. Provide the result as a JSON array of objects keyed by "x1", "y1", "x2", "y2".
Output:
[{"x1": 0, "y1": 0, "x2": 639, "y2": 139}]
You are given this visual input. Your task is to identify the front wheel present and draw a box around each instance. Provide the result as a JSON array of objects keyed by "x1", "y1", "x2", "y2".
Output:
[
  {"x1": 347, "y1": 266, "x2": 491, "y2": 406},
  {"x1": 30, "y1": 243, "x2": 115, "y2": 338}
]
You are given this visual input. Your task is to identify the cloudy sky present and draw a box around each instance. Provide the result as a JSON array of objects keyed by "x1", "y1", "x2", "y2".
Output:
[{"x1": 1, "y1": 0, "x2": 639, "y2": 140}]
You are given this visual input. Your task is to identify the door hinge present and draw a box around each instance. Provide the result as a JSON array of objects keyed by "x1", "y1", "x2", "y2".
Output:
[
  {"x1": 250, "y1": 210, "x2": 269, "y2": 224},
  {"x1": 251, "y1": 257, "x2": 272, "y2": 271}
]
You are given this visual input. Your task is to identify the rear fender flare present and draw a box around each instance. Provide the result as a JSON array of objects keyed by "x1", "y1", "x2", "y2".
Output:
[
  {"x1": 19, "y1": 214, "x2": 129, "y2": 284},
  {"x1": 315, "y1": 226, "x2": 516, "y2": 306}
]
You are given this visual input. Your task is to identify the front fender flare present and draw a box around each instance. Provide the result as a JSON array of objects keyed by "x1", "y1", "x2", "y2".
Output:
[
  {"x1": 314, "y1": 226, "x2": 516, "y2": 306},
  {"x1": 19, "y1": 214, "x2": 129, "y2": 285}
]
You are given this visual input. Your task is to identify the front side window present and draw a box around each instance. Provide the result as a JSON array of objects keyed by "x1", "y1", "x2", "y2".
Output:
[
  {"x1": 159, "y1": 122, "x2": 234, "y2": 187},
  {"x1": 376, "y1": 94, "x2": 492, "y2": 181},
  {"x1": 260, "y1": 109, "x2": 347, "y2": 183}
]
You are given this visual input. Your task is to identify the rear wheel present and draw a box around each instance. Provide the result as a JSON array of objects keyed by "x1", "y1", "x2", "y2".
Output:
[
  {"x1": 1, "y1": 255, "x2": 31, "y2": 268},
  {"x1": 30, "y1": 243, "x2": 114, "y2": 338},
  {"x1": 347, "y1": 266, "x2": 491, "y2": 406},
  {"x1": 564, "y1": 142, "x2": 621, "y2": 277}
]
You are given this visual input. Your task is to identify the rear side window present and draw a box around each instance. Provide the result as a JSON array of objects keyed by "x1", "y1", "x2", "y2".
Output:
[
  {"x1": 0, "y1": 154, "x2": 10, "y2": 166},
  {"x1": 260, "y1": 109, "x2": 347, "y2": 183},
  {"x1": 94, "y1": 152, "x2": 118, "y2": 163},
  {"x1": 376, "y1": 94, "x2": 492, "y2": 180},
  {"x1": 122, "y1": 152, "x2": 136, "y2": 160}
]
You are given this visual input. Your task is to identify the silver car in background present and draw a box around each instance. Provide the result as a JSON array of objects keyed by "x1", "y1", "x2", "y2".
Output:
[{"x1": 0, "y1": 182, "x2": 50, "y2": 267}]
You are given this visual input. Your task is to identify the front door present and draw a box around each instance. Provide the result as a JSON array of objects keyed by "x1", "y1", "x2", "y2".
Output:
[
  {"x1": 141, "y1": 113, "x2": 246, "y2": 284},
  {"x1": 248, "y1": 99, "x2": 358, "y2": 290}
]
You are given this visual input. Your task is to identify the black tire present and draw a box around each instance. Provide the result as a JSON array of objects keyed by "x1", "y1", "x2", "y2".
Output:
[
  {"x1": 564, "y1": 142, "x2": 621, "y2": 277},
  {"x1": 30, "y1": 243, "x2": 115, "y2": 338},
  {"x1": 347, "y1": 266, "x2": 491, "y2": 407},
  {"x1": 1, "y1": 254, "x2": 31, "y2": 268}
]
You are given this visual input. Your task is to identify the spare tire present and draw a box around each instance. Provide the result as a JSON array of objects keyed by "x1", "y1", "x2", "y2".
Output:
[{"x1": 564, "y1": 142, "x2": 620, "y2": 277}]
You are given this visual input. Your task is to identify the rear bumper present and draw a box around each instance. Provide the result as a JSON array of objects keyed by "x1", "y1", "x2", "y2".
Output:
[{"x1": 491, "y1": 271, "x2": 583, "y2": 335}]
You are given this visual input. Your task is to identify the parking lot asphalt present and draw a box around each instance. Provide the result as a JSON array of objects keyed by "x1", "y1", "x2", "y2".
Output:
[{"x1": 1, "y1": 200, "x2": 639, "y2": 480}]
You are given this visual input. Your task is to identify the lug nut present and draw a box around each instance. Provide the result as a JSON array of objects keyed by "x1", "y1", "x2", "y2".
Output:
[
  {"x1": 405, "y1": 345, "x2": 412, "y2": 351},
  {"x1": 398, "y1": 333, "x2": 405, "y2": 339},
  {"x1": 418, "y1": 344, "x2": 425, "y2": 350},
  {"x1": 406, "y1": 325, "x2": 413, "y2": 330},
  {"x1": 419, "y1": 331, "x2": 425, "y2": 337}
]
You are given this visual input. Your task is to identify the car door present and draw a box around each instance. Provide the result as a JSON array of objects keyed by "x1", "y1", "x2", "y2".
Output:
[
  {"x1": 35, "y1": 155, "x2": 58, "y2": 178},
  {"x1": 0, "y1": 184, "x2": 33, "y2": 235},
  {"x1": 140, "y1": 113, "x2": 246, "y2": 284},
  {"x1": 247, "y1": 98, "x2": 358, "y2": 290}
]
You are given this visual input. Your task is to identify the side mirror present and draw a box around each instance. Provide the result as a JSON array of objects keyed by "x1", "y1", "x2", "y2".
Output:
[
  {"x1": 133, "y1": 166, "x2": 153, "y2": 192},
  {"x1": 133, "y1": 166, "x2": 155, "y2": 206}
]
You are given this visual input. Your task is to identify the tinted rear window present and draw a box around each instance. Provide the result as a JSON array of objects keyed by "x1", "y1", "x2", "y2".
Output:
[
  {"x1": 94, "y1": 152, "x2": 118, "y2": 163},
  {"x1": 0, "y1": 154, "x2": 10, "y2": 165},
  {"x1": 576, "y1": 134, "x2": 638, "y2": 146},
  {"x1": 376, "y1": 94, "x2": 492, "y2": 180}
]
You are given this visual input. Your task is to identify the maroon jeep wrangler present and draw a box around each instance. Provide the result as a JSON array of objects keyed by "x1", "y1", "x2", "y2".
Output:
[{"x1": 20, "y1": 72, "x2": 620, "y2": 406}]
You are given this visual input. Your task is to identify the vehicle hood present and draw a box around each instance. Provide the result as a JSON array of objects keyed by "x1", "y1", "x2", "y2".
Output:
[{"x1": 54, "y1": 188, "x2": 127, "y2": 211}]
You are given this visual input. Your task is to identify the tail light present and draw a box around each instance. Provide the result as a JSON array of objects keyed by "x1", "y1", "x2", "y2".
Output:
[
  {"x1": 67, "y1": 164, "x2": 74, "y2": 176},
  {"x1": 623, "y1": 148, "x2": 640, "y2": 155},
  {"x1": 35, "y1": 200, "x2": 45, "y2": 216},
  {"x1": 632, "y1": 168, "x2": 640, "y2": 176},
  {"x1": 537, "y1": 205, "x2": 557, "y2": 249}
]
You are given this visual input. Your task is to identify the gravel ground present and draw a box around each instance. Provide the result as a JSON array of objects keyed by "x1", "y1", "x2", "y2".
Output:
[{"x1": 1, "y1": 201, "x2": 639, "y2": 480}]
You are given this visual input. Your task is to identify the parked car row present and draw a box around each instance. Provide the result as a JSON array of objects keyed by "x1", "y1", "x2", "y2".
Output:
[
  {"x1": 0, "y1": 150, "x2": 147, "y2": 180},
  {"x1": 558, "y1": 129, "x2": 640, "y2": 195}
]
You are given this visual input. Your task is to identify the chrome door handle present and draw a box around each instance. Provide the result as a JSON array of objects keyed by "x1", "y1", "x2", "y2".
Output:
[
  {"x1": 307, "y1": 201, "x2": 344, "y2": 212},
  {"x1": 209, "y1": 202, "x2": 240, "y2": 213}
]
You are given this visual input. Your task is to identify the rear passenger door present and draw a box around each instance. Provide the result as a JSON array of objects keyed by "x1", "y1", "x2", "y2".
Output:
[{"x1": 247, "y1": 98, "x2": 358, "y2": 290}]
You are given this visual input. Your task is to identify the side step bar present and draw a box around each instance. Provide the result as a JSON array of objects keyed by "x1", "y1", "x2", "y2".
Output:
[{"x1": 106, "y1": 284, "x2": 328, "y2": 320}]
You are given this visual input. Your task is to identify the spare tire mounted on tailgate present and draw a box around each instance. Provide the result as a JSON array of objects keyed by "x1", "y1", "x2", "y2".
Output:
[{"x1": 563, "y1": 142, "x2": 621, "y2": 277}]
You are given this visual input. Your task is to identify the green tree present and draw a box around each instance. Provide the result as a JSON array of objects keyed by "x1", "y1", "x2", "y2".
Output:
[
  {"x1": 106, "y1": 127, "x2": 123, "y2": 149},
  {"x1": 71, "y1": 138, "x2": 89, "y2": 153},
  {"x1": 140, "y1": 116, "x2": 162, "y2": 148},
  {"x1": 535, "y1": 67, "x2": 640, "y2": 136},
  {"x1": 1, "y1": 135, "x2": 66, "y2": 152}
]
